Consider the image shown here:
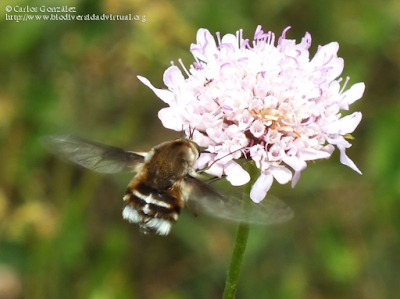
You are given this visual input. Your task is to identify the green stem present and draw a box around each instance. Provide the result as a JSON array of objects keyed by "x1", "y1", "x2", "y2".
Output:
[
  {"x1": 222, "y1": 165, "x2": 256, "y2": 299},
  {"x1": 222, "y1": 216, "x2": 250, "y2": 299}
]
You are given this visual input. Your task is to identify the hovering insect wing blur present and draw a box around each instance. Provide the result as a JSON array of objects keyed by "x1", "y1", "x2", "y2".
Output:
[{"x1": 40, "y1": 135, "x2": 293, "y2": 235}]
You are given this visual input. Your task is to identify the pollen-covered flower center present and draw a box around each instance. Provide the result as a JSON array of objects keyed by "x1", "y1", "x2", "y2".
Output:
[{"x1": 249, "y1": 107, "x2": 299, "y2": 142}]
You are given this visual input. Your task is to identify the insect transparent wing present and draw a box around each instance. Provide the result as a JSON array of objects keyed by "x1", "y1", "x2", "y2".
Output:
[
  {"x1": 40, "y1": 135, "x2": 145, "y2": 173},
  {"x1": 199, "y1": 193, "x2": 294, "y2": 225},
  {"x1": 184, "y1": 176, "x2": 293, "y2": 225}
]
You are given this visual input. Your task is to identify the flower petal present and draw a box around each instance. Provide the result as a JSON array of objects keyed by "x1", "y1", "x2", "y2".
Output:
[
  {"x1": 270, "y1": 166, "x2": 292, "y2": 184},
  {"x1": 337, "y1": 144, "x2": 362, "y2": 174},
  {"x1": 137, "y1": 75, "x2": 174, "y2": 104},
  {"x1": 224, "y1": 161, "x2": 250, "y2": 186},
  {"x1": 290, "y1": 171, "x2": 299, "y2": 187},
  {"x1": 190, "y1": 28, "x2": 217, "y2": 61},
  {"x1": 298, "y1": 148, "x2": 332, "y2": 161},
  {"x1": 283, "y1": 156, "x2": 307, "y2": 172},
  {"x1": 324, "y1": 112, "x2": 362, "y2": 135},
  {"x1": 163, "y1": 66, "x2": 185, "y2": 90},
  {"x1": 195, "y1": 153, "x2": 215, "y2": 170},
  {"x1": 250, "y1": 173, "x2": 273, "y2": 203},
  {"x1": 250, "y1": 119, "x2": 265, "y2": 138},
  {"x1": 192, "y1": 130, "x2": 212, "y2": 147},
  {"x1": 340, "y1": 83, "x2": 365, "y2": 110},
  {"x1": 206, "y1": 163, "x2": 224, "y2": 177},
  {"x1": 158, "y1": 108, "x2": 182, "y2": 131}
]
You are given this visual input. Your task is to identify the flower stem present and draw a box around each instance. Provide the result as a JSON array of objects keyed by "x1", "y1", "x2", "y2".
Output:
[
  {"x1": 222, "y1": 166, "x2": 256, "y2": 299},
  {"x1": 222, "y1": 215, "x2": 250, "y2": 299}
]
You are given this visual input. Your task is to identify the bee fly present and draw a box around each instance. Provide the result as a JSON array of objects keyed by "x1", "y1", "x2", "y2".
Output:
[{"x1": 40, "y1": 135, "x2": 293, "y2": 235}]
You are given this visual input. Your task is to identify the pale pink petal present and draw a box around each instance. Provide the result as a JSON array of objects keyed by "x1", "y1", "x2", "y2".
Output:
[
  {"x1": 192, "y1": 131, "x2": 212, "y2": 147},
  {"x1": 137, "y1": 76, "x2": 174, "y2": 104},
  {"x1": 205, "y1": 163, "x2": 224, "y2": 177},
  {"x1": 163, "y1": 66, "x2": 185, "y2": 90},
  {"x1": 224, "y1": 161, "x2": 250, "y2": 186},
  {"x1": 250, "y1": 173, "x2": 273, "y2": 203},
  {"x1": 249, "y1": 144, "x2": 266, "y2": 169},
  {"x1": 195, "y1": 153, "x2": 215, "y2": 170},
  {"x1": 270, "y1": 166, "x2": 292, "y2": 184},
  {"x1": 291, "y1": 171, "x2": 302, "y2": 187},
  {"x1": 323, "y1": 112, "x2": 361, "y2": 135},
  {"x1": 221, "y1": 33, "x2": 238, "y2": 46},
  {"x1": 340, "y1": 83, "x2": 365, "y2": 109},
  {"x1": 324, "y1": 111, "x2": 362, "y2": 135},
  {"x1": 312, "y1": 42, "x2": 339, "y2": 59},
  {"x1": 311, "y1": 43, "x2": 342, "y2": 78},
  {"x1": 326, "y1": 135, "x2": 350, "y2": 148},
  {"x1": 298, "y1": 148, "x2": 332, "y2": 161},
  {"x1": 337, "y1": 144, "x2": 362, "y2": 174},
  {"x1": 327, "y1": 57, "x2": 344, "y2": 82},
  {"x1": 190, "y1": 28, "x2": 217, "y2": 61},
  {"x1": 322, "y1": 144, "x2": 335, "y2": 155},
  {"x1": 283, "y1": 156, "x2": 307, "y2": 172},
  {"x1": 220, "y1": 34, "x2": 239, "y2": 53},
  {"x1": 250, "y1": 119, "x2": 265, "y2": 138},
  {"x1": 157, "y1": 108, "x2": 182, "y2": 131}
]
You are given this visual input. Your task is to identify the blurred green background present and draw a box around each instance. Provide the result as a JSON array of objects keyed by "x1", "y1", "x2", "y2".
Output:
[{"x1": 1, "y1": 0, "x2": 400, "y2": 298}]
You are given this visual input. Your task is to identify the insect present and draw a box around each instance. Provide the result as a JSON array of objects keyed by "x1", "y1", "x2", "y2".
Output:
[{"x1": 40, "y1": 135, "x2": 293, "y2": 235}]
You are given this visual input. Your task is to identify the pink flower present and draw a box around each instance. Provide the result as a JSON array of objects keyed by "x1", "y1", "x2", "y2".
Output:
[{"x1": 138, "y1": 25, "x2": 364, "y2": 203}]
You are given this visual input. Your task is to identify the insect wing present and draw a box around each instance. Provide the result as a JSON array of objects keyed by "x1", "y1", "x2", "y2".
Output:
[
  {"x1": 40, "y1": 135, "x2": 145, "y2": 173},
  {"x1": 184, "y1": 176, "x2": 294, "y2": 225},
  {"x1": 199, "y1": 194, "x2": 294, "y2": 225}
]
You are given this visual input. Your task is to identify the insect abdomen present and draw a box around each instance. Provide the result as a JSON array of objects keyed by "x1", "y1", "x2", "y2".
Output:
[{"x1": 122, "y1": 182, "x2": 182, "y2": 235}]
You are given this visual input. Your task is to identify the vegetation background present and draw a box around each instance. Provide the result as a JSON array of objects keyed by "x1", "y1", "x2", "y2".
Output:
[{"x1": 1, "y1": 0, "x2": 399, "y2": 298}]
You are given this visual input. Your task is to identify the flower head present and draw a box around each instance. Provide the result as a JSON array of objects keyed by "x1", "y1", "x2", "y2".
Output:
[{"x1": 138, "y1": 25, "x2": 364, "y2": 203}]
